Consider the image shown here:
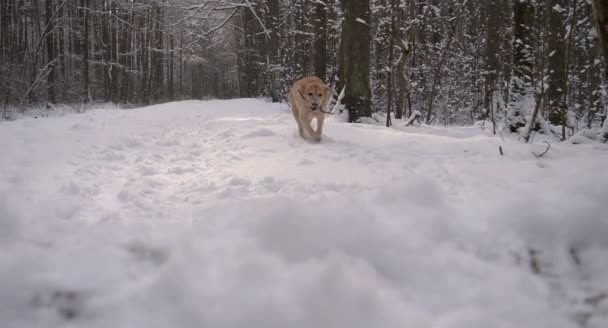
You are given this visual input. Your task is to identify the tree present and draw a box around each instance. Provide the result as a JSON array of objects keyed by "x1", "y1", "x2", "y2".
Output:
[
  {"x1": 483, "y1": 0, "x2": 501, "y2": 120},
  {"x1": 314, "y1": 1, "x2": 328, "y2": 81},
  {"x1": 46, "y1": 0, "x2": 56, "y2": 104},
  {"x1": 592, "y1": 0, "x2": 608, "y2": 139},
  {"x1": 593, "y1": 0, "x2": 608, "y2": 81},
  {"x1": 546, "y1": 0, "x2": 568, "y2": 138},
  {"x1": 340, "y1": 0, "x2": 372, "y2": 122},
  {"x1": 80, "y1": 0, "x2": 91, "y2": 102},
  {"x1": 505, "y1": 0, "x2": 536, "y2": 133}
]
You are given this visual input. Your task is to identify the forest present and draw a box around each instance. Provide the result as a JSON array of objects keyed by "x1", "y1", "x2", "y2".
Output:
[
  {"x1": 2, "y1": 2, "x2": 608, "y2": 325},
  {"x1": 1, "y1": 0, "x2": 608, "y2": 141}
]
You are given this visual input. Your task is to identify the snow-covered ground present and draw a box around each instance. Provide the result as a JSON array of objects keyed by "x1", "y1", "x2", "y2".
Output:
[{"x1": 1, "y1": 99, "x2": 607, "y2": 328}]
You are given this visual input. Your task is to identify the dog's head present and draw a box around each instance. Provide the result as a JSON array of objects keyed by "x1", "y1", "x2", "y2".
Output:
[{"x1": 298, "y1": 82, "x2": 330, "y2": 111}]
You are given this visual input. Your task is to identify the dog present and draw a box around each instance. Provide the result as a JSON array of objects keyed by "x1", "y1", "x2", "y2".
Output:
[{"x1": 288, "y1": 76, "x2": 330, "y2": 142}]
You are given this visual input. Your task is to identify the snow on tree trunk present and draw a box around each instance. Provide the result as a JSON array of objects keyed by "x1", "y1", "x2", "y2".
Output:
[
  {"x1": 601, "y1": 116, "x2": 608, "y2": 142},
  {"x1": 505, "y1": 0, "x2": 535, "y2": 134}
]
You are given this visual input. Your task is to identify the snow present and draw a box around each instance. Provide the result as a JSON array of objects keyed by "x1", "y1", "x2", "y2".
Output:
[{"x1": 1, "y1": 99, "x2": 607, "y2": 328}]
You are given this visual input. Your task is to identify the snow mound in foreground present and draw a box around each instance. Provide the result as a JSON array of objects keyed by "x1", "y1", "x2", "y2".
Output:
[{"x1": 2, "y1": 176, "x2": 607, "y2": 328}]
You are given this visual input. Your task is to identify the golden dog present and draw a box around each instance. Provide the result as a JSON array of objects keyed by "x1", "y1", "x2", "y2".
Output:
[{"x1": 288, "y1": 76, "x2": 330, "y2": 142}]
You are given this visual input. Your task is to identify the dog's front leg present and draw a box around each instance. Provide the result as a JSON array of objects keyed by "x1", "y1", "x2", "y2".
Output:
[
  {"x1": 299, "y1": 111, "x2": 316, "y2": 139},
  {"x1": 313, "y1": 114, "x2": 324, "y2": 142}
]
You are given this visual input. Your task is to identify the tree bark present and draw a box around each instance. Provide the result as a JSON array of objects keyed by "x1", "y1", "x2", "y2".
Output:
[
  {"x1": 483, "y1": 0, "x2": 501, "y2": 119},
  {"x1": 314, "y1": 1, "x2": 328, "y2": 81},
  {"x1": 386, "y1": 0, "x2": 398, "y2": 127},
  {"x1": 45, "y1": 0, "x2": 56, "y2": 103},
  {"x1": 169, "y1": 34, "x2": 174, "y2": 100},
  {"x1": 339, "y1": 0, "x2": 372, "y2": 123},
  {"x1": 81, "y1": 0, "x2": 90, "y2": 102},
  {"x1": 593, "y1": 0, "x2": 608, "y2": 82},
  {"x1": 593, "y1": 0, "x2": 608, "y2": 135},
  {"x1": 546, "y1": 0, "x2": 568, "y2": 135},
  {"x1": 395, "y1": 0, "x2": 407, "y2": 120},
  {"x1": 267, "y1": 0, "x2": 280, "y2": 102},
  {"x1": 505, "y1": 0, "x2": 535, "y2": 133}
]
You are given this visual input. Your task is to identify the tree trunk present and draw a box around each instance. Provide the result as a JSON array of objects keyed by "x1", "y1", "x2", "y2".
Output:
[
  {"x1": 386, "y1": 0, "x2": 398, "y2": 127},
  {"x1": 169, "y1": 34, "x2": 174, "y2": 100},
  {"x1": 395, "y1": 0, "x2": 407, "y2": 120},
  {"x1": 314, "y1": 1, "x2": 328, "y2": 81},
  {"x1": 339, "y1": 0, "x2": 372, "y2": 123},
  {"x1": 45, "y1": 0, "x2": 56, "y2": 103},
  {"x1": 593, "y1": 0, "x2": 608, "y2": 135},
  {"x1": 505, "y1": 0, "x2": 535, "y2": 133},
  {"x1": 111, "y1": 1, "x2": 118, "y2": 103},
  {"x1": 81, "y1": 0, "x2": 90, "y2": 102},
  {"x1": 179, "y1": 31, "x2": 183, "y2": 98},
  {"x1": 267, "y1": 0, "x2": 280, "y2": 102},
  {"x1": 593, "y1": 0, "x2": 608, "y2": 82},
  {"x1": 483, "y1": 0, "x2": 501, "y2": 119},
  {"x1": 546, "y1": 0, "x2": 568, "y2": 137}
]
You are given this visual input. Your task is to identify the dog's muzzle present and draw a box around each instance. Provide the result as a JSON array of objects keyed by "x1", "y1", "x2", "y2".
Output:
[{"x1": 311, "y1": 104, "x2": 319, "y2": 111}]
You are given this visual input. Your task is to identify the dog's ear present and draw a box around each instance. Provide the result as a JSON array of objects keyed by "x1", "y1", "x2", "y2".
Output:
[
  {"x1": 295, "y1": 83, "x2": 305, "y2": 94},
  {"x1": 324, "y1": 86, "x2": 331, "y2": 93}
]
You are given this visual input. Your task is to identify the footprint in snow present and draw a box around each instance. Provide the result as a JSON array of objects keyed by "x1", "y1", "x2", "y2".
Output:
[
  {"x1": 229, "y1": 177, "x2": 251, "y2": 186},
  {"x1": 260, "y1": 176, "x2": 282, "y2": 192},
  {"x1": 108, "y1": 143, "x2": 125, "y2": 151},
  {"x1": 156, "y1": 139, "x2": 180, "y2": 147},
  {"x1": 138, "y1": 165, "x2": 158, "y2": 176},
  {"x1": 288, "y1": 130, "x2": 334, "y2": 145},
  {"x1": 98, "y1": 150, "x2": 125, "y2": 161},
  {"x1": 117, "y1": 190, "x2": 134, "y2": 203},
  {"x1": 298, "y1": 158, "x2": 314, "y2": 166},
  {"x1": 31, "y1": 288, "x2": 91, "y2": 321},
  {"x1": 167, "y1": 166, "x2": 195, "y2": 175},
  {"x1": 120, "y1": 136, "x2": 144, "y2": 148},
  {"x1": 123, "y1": 241, "x2": 170, "y2": 267},
  {"x1": 243, "y1": 128, "x2": 276, "y2": 138}
]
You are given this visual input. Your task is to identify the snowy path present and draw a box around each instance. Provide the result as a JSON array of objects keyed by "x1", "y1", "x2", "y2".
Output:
[{"x1": 1, "y1": 99, "x2": 607, "y2": 328}]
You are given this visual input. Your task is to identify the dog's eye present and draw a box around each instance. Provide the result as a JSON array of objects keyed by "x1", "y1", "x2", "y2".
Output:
[
  {"x1": 308, "y1": 93, "x2": 313, "y2": 96},
  {"x1": 318, "y1": 94, "x2": 322, "y2": 97}
]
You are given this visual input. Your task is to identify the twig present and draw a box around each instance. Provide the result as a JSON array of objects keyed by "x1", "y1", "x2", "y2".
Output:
[{"x1": 532, "y1": 141, "x2": 551, "y2": 159}]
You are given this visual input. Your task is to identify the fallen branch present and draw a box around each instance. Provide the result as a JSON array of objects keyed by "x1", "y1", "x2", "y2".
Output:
[
  {"x1": 532, "y1": 141, "x2": 551, "y2": 159},
  {"x1": 404, "y1": 110, "x2": 422, "y2": 126}
]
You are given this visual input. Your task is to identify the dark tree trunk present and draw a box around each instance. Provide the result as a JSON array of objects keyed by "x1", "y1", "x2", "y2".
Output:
[
  {"x1": 267, "y1": 0, "x2": 280, "y2": 102},
  {"x1": 81, "y1": 0, "x2": 90, "y2": 102},
  {"x1": 111, "y1": 1, "x2": 118, "y2": 103},
  {"x1": 339, "y1": 0, "x2": 372, "y2": 123},
  {"x1": 505, "y1": 0, "x2": 535, "y2": 133},
  {"x1": 593, "y1": 0, "x2": 608, "y2": 135},
  {"x1": 546, "y1": 0, "x2": 568, "y2": 134},
  {"x1": 386, "y1": 0, "x2": 398, "y2": 127},
  {"x1": 593, "y1": 0, "x2": 608, "y2": 82},
  {"x1": 45, "y1": 0, "x2": 56, "y2": 103},
  {"x1": 313, "y1": 1, "x2": 328, "y2": 81},
  {"x1": 483, "y1": 0, "x2": 501, "y2": 119},
  {"x1": 169, "y1": 34, "x2": 174, "y2": 100},
  {"x1": 395, "y1": 0, "x2": 408, "y2": 120}
]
